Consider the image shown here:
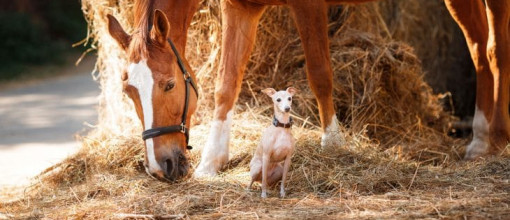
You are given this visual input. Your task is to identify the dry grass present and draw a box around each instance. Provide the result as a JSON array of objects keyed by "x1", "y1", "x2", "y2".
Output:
[
  {"x1": 1, "y1": 0, "x2": 509, "y2": 219},
  {"x1": 1, "y1": 115, "x2": 509, "y2": 219}
]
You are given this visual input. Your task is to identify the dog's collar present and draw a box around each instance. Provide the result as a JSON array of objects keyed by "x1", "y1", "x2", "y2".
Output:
[{"x1": 273, "y1": 116, "x2": 293, "y2": 128}]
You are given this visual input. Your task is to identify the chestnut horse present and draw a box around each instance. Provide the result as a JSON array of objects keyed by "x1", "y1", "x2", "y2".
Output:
[
  {"x1": 107, "y1": 0, "x2": 200, "y2": 181},
  {"x1": 108, "y1": 0, "x2": 509, "y2": 181}
]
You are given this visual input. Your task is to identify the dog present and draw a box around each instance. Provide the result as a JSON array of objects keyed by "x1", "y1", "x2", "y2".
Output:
[{"x1": 248, "y1": 87, "x2": 297, "y2": 198}]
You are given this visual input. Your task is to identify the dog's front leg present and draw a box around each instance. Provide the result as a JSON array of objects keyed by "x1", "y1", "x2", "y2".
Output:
[
  {"x1": 261, "y1": 154, "x2": 269, "y2": 198},
  {"x1": 280, "y1": 154, "x2": 292, "y2": 198}
]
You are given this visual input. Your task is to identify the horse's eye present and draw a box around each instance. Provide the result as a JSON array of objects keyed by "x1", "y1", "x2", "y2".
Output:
[
  {"x1": 288, "y1": 97, "x2": 292, "y2": 101},
  {"x1": 276, "y1": 98, "x2": 281, "y2": 102},
  {"x1": 165, "y1": 81, "x2": 175, "y2": 92}
]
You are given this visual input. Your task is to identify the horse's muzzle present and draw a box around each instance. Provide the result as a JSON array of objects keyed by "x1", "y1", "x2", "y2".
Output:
[{"x1": 146, "y1": 149, "x2": 189, "y2": 182}]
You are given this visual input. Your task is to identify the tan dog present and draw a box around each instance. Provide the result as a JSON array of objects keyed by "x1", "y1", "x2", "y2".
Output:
[{"x1": 248, "y1": 87, "x2": 297, "y2": 198}]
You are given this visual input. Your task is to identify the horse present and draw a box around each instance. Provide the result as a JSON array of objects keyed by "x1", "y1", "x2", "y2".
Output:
[
  {"x1": 107, "y1": 0, "x2": 200, "y2": 181},
  {"x1": 194, "y1": 0, "x2": 510, "y2": 177}
]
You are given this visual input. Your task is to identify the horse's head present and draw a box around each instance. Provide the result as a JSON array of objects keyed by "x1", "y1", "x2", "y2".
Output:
[{"x1": 107, "y1": 10, "x2": 197, "y2": 181}]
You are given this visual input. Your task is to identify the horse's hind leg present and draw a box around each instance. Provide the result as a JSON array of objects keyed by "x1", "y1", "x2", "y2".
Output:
[
  {"x1": 195, "y1": 0, "x2": 266, "y2": 177},
  {"x1": 288, "y1": 0, "x2": 344, "y2": 149},
  {"x1": 485, "y1": 0, "x2": 510, "y2": 154},
  {"x1": 445, "y1": 0, "x2": 493, "y2": 159}
]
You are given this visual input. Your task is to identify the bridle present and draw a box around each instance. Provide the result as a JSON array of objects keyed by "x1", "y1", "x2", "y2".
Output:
[{"x1": 141, "y1": 38, "x2": 198, "y2": 150}]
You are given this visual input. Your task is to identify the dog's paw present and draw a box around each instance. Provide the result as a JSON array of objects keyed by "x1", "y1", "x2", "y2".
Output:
[
  {"x1": 261, "y1": 191, "x2": 267, "y2": 198},
  {"x1": 280, "y1": 190, "x2": 285, "y2": 198}
]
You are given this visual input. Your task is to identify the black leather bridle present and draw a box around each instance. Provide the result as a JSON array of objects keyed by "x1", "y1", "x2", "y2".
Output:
[{"x1": 141, "y1": 39, "x2": 198, "y2": 150}]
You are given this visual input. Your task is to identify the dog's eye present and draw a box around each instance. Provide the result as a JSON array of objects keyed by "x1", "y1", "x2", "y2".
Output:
[
  {"x1": 164, "y1": 81, "x2": 175, "y2": 92},
  {"x1": 288, "y1": 97, "x2": 292, "y2": 101},
  {"x1": 276, "y1": 98, "x2": 281, "y2": 102}
]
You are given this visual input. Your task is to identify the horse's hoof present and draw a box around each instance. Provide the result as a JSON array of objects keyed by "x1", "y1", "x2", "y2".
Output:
[
  {"x1": 193, "y1": 164, "x2": 218, "y2": 178},
  {"x1": 321, "y1": 131, "x2": 345, "y2": 149},
  {"x1": 464, "y1": 138, "x2": 489, "y2": 160},
  {"x1": 320, "y1": 116, "x2": 345, "y2": 149}
]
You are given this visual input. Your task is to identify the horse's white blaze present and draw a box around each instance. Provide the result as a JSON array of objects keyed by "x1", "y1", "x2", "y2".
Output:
[
  {"x1": 321, "y1": 115, "x2": 345, "y2": 148},
  {"x1": 194, "y1": 110, "x2": 233, "y2": 177},
  {"x1": 466, "y1": 107, "x2": 489, "y2": 159},
  {"x1": 128, "y1": 60, "x2": 161, "y2": 172}
]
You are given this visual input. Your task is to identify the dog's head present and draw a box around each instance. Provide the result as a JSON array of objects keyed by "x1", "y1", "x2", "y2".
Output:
[{"x1": 262, "y1": 87, "x2": 297, "y2": 113}]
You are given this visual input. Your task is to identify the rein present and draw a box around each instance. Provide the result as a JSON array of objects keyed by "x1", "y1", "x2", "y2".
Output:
[{"x1": 141, "y1": 39, "x2": 198, "y2": 150}]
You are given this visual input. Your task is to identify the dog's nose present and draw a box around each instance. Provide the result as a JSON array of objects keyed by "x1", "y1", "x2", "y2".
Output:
[{"x1": 284, "y1": 107, "x2": 291, "y2": 112}]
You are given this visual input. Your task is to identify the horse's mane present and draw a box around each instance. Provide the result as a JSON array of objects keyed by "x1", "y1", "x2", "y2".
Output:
[{"x1": 130, "y1": 0, "x2": 154, "y2": 59}]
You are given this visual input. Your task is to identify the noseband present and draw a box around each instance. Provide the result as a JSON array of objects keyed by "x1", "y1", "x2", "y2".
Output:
[{"x1": 141, "y1": 39, "x2": 198, "y2": 150}]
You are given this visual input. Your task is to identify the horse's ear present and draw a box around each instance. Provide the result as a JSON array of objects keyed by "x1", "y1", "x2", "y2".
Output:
[
  {"x1": 262, "y1": 88, "x2": 277, "y2": 97},
  {"x1": 286, "y1": 87, "x2": 298, "y2": 96},
  {"x1": 107, "y1": 14, "x2": 131, "y2": 50},
  {"x1": 151, "y1": 9, "x2": 170, "y2": 46}
]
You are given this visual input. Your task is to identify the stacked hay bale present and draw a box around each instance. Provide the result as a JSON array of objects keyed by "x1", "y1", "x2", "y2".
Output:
[{"x1": 79, "y1": 0, "x2": 139, "y2": 138}]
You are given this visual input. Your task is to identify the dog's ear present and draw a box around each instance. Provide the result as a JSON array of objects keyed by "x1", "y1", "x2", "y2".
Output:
[
  {"x1": 262, "y1": 88, "x2": 277, "y2": 97},
  {"x1": 286, "y1": 87, "x2": 298, "y2": 96}
]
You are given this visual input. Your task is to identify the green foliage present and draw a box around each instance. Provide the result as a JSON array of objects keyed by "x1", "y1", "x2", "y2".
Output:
[
  {"x1": 42, "y1": 0, "x2": 87, "y2": 42},
  {"x1": 0, "y1": 0, "x2": 87, "y2": 81}
]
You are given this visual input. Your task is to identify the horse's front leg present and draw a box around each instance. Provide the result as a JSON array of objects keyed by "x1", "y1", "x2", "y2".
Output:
[
  {"x1": 194, "y1": 0, "x2": 266, "y2": 177},
  {"x1": 288, "y1": 0, "x2": 344, "y2": 149},
  {"x1": 445, "y1": 0, "x2": 494, "y2": 159}
]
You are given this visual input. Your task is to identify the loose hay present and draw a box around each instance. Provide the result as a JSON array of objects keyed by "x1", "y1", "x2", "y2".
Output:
[
  {"x1": 1, "y1": 0, "x2": 509, "y2": 219},
  {"x1": 2, "y1": 114, "x2": 509, "y2": 219}
]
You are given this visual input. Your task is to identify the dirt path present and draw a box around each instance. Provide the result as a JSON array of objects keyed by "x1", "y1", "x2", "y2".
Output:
[{"x1": 0, "y1": 56, "x2": 99, "y2": 192}]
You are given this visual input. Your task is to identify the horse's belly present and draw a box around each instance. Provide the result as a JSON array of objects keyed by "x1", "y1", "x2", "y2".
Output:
[{"x1": 245, "y1": 0, "x2": 287, "y2": 6}]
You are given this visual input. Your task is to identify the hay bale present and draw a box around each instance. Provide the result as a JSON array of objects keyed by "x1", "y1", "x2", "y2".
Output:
[
  {"x1": 80, "y1": 0, "x2": 140, "y2": 136},
  {"x1": 370, "y1": 0, "x2": 476, "y2": 118}
]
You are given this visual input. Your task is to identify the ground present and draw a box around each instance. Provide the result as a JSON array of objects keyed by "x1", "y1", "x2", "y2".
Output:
[
  {"x1": 0, "y1": 54, "x2": 98, "y2": 200},
  {"x1": 0, "y1": 113, "x2": 508, "y2": 219}
]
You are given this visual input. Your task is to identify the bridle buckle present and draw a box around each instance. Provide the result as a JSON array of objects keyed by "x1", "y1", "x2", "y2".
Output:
[{"x1": 180, "y1": 123, "x2": 186, "y2": 133}]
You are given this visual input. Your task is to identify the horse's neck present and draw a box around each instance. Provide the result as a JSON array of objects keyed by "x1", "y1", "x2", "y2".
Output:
[{"x1": 156, "y1": 0, "x2": 200, "y2": 53}]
